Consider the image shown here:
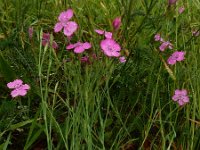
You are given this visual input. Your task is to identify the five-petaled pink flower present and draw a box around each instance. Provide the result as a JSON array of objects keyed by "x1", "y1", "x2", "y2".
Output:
[
  {"x1": 42, "y1": 33, "x2": 58, "y2": 49},
  {"x1": 54, "y1": 9, "x2": 78, "y2": 37},
  {"x1": 7, "y1": 79, "x2": 30, "y2": 98},
  {"x1": 119, "y1": 56, "x2": 126, "y2": 63},
  {"x1": 172, "y1": 89, "x2": 189, "y2": 106},
  {"x1": 167, "y1": 51, "x2": 185, "y2": 65},
  {"x1": 95, "y1": 29, "x2": 112, "y2": 39},
  {"x1": 66, "y1": 42, "x2": 91, "y2": 53},
  {"x1": 112, "y1": 17, "x2": 121, "y2": 30},
  {"x1": 100, "y1": 38, "x2": 121, "y2": 57},
  {"x1": 159, "y1": 41, "x2": 173, "y2": 51}
]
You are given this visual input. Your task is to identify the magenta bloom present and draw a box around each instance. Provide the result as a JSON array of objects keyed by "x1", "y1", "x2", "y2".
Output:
[
  {"x1": 112, "y1": 17, "x2": 121, "y2": 30},
  {"x1": 178, "y1": 7, "x2": 185, "y2": 14},
  {"x1": 66, "y1": 42, "x2": 91, "y2": 53},
  {"x1": 159, "y1": 41, "x2": 173, "y2": 51},
  {"x1": 167, "y1": 51, "x2": 185, "y2": 65},
  {"x1": 95, "y1": 29, "x2": 113, "y2": 39},
  {"x1": 172, "y1": 89, "x2": 189, "y2": 106},
  {"x1": 54, "y1": 9, "x2": 78, "y2": 37},
  {"x1": 168, "y1": 0, "x2": 178, "y2": 5},
  {"x1": 100, "y1": 39, "x2": 121, "y2": 57},
  {"x1": 119, "y1": 56, "x2": 126, "y2": 63},
  {"x1": 7, "y1": 79, "x2": 30, "y2": 98},
  {"x1": 42, "y1": 33, "x2": 58, "y2": 49}
]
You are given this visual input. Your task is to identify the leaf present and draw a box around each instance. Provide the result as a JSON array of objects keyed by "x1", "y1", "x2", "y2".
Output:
[
  {"x1": 10, "y1": 119, "x2": 34, "y2": 130},
  {"x1": 0, "y1": 132, "x2": 11, "y2": 150}
]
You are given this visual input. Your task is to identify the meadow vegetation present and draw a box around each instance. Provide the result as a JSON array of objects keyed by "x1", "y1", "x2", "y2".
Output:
[{"x1": 1, "y1": 0, "x2": 200, "y2": 149}]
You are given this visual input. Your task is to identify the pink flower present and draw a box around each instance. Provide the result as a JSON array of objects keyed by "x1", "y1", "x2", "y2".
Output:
[
  {"x1": 112, "y1": 17, "x2": 121, "y2": 30},
  {"x1": 172, "y1": 89, "x2": 189, "y2": 106},
  {"x1": 168, "y1": 0, "x2": 178, "y2": 5},
  {"x1": 7, "y1": 79, "x2": 30, "y2": 98},
  {"x1": 178, "y1": 7, "x2": 185, "y2": 14},
  {"x1": 192, "y1": 30, "x2": 200, "y2": 37},
  {"x1": 66, "y1": 42, "x2": 91, "y2": 53},
  {"x1": 42, "y1": 33, "x2": 58, "y2": 49},
  {"x1": 54, "y1": 9, "x2": 78, "y2": 37},
  {"x1": 105, "y1": 32, "x2": 113, "y2": 39},
  {"x1": 154, "y1": 34, "x2": 161, "y2": 41},
  {"x1": 167, "y1": 51, "x2": 185, "y2": 65},
  {"x1": 100, "y1": 39, "x2": 121, "y2": 57},
  {"x1": 119, "y1": 56, "x2": 126, "y2": 63},
  {"x1": 28, "y1": 27, "x2": 33, "y2": 39},
  {"x1": 159, "y1": 41, "x2": 173, "y2": 51},
  {"x1": 95, "y1": 29, "x2": 113, "y2": 39}
]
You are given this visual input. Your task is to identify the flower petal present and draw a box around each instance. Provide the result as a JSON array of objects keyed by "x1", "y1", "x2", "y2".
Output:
[
  {"x1": 19, "y1": 84, "x2": 30, "y2": 90},
  {"x1": 58, "y1": 9, "x2": 73, "y2": 22},
  {"x1": 54, "y1": 23, "x2": 63, "y2": 33},
  {"x1": 112, "y1": 51, "x2": 121, "y2": 57},
  {"x1": 172, "y1": 95, "x2": 179, "y2": 101},
  {"x1": 63, "y1": 21, "x2": 78, "y2": 37},
  {"x1": 178, "y1": 100, "x2": 185, "y2": 106},
  {"x1": 95, "y1": 29, "x2": 104, "y2": 35},
  {"x1": 105, "y1": 32, "x2": 112, "y2": 39},
  {"x1": 74, "y1": 46, "x2": 85, "y2": 53},
  {"x1": 11, "y1": 89, "x2": 27, "y2": 97},
  {"x1": 66, "y1": 44, "x2": 76, "y2": 50},
  {"x1": 82, "y1": 42, "x2": 91, "y2": 49},
  {"x1": 7, "y1": 79, "x2": 23, "y2": 89}
]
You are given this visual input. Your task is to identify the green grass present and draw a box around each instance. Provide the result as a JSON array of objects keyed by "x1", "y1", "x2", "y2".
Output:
[{"x1": 1, "y1": 0, "x2": 200, "y2": 149}]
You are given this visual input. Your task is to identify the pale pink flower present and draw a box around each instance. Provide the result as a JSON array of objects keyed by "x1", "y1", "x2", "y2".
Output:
[
  {"x1": 7, "y1": 79, "x2": 30, "y2": 98},
  {"x1": 54, "y1": 9, "x2": 78, "y2": 37},
  {"x1": 42, "y1": 33, "x2": 58, "y2": 49},
  {"x1": 178, "y1": 7, "x2": 185, "y2": 14},
  {"x1": 100, "y1": 39, "x2": 121, "y2": 57},
  {"x1": 66, "y1": 42, "x2": 91, "y2": 53},
  {"x1": 95, "y1": 29, "x2": 112, "y2": 39},
  {"x1": 119, "y1": 56, "x2": 126, "y2": 63},
  {"x1": 112, "y1": 17, "x2": 121, "y2": 30},
  {"x1": 172, "y1": 89, "x2": 189, "y2": 106},
  {"x1": 28, "y1": 27, "x2": 33, "y2": 39},
  {"x1": 159, "y1": 41, "x2": 173, "y2": 51},
  {"x1": 167, "y1": 51, "x2": 185, "y2": 65}
]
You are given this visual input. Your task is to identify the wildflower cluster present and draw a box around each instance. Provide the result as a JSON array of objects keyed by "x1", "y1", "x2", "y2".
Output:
[{"x1": 154, "y1": 33, "x2": 189, "y2": 106}]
